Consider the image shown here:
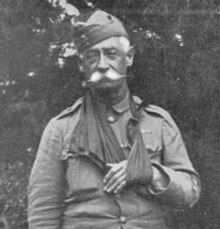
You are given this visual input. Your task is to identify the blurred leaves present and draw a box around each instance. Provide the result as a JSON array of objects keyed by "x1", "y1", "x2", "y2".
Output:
[{"x1": 0, "y1": 161, "x2": 30, "y2": 228}]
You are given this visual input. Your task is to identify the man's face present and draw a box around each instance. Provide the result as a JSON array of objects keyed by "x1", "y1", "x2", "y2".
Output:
[{"x1": 79, "y1": 37, "x2": 133, "y2": 91}]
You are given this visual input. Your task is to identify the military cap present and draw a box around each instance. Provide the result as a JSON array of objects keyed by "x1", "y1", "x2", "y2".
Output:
[{"x1": 73, "y1": 9, "x2": 129, "y2": 53}]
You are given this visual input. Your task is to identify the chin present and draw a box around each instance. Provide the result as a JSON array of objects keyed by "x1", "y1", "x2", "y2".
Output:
[
  {"x1": 96, "y1": 83, "x2": 115, "y2": 90},
  {"x1": 93, "y1": 80, "x2": 123, "y2": 91}
]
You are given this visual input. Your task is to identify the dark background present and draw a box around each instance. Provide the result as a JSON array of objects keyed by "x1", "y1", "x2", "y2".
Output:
[{"x1": 0, "y1": 0, "x2": 220, "y2": 228}]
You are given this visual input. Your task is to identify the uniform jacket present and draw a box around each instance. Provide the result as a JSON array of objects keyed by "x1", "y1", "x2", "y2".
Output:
[{"x1": 28, "y1": 95, "x2": 200, "y2": 229}]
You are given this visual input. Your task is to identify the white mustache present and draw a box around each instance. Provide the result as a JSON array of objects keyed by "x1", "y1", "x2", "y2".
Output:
[{"x1": 88, "y1": 70, "x2": 127, "y2": 83}]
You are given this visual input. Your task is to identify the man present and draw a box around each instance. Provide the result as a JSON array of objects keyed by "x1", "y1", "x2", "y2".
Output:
[{"x1": 28, "y1": 9, "x2": 200, "y2": 229}]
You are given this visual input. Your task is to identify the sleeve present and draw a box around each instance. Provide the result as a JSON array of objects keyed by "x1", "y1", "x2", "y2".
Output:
[
  {"x1": 148, "y1": 115, "x2": 201, "y2": 208},
  {"x1": 28, "y1": 118, "x2": 65, "y2": 229}
]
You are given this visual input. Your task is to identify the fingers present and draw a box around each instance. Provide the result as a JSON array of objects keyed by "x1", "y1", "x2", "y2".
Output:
[
  {"x1": 104, "y1": 171, "x2": 126, "y2": 193},
  {"x1": 103, "y1": 160, "x2": 128, "y2": 194},
  {"x1": 113, "y1": 179, "x2": 126, "y2": 194},
  {"x1": 103, "y1": 163, "x2": 122, "y2": 185},
  {"x1": 110, "y1": 174, "x2": 126, "y2": 194}
]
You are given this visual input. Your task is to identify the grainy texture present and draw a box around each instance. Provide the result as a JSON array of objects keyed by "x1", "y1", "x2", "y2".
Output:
[{"x1": 0, "y1": 0, "x2": 220, "y2": 228}]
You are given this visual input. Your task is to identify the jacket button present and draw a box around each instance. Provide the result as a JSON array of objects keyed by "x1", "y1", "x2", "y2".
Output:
[
  {"x1": 107, "y1": 116, "x2": 115, "y2": 123},
  {"x1": 119, "y1": 216, "x2": 126, "y2": 223}
]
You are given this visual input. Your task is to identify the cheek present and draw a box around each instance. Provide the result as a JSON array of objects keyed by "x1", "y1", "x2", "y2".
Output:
[
  {"x1": 111, "y1": 58, "x2": 127, "y2": 73},
  {"x1": 83, "y1": 64, "x2": 97, "y2": 78},
  {"x1": 83, "y1": 62, "x2": 94, "y2": 71}
]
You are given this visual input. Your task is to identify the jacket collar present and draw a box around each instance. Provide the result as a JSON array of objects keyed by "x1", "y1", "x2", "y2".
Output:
[
  {"x1": 112, "y1": 90, "x2": 130, "y2": 114},
  {"x1": 56, "y1": 94, "x2": 142, "y2": 120}
]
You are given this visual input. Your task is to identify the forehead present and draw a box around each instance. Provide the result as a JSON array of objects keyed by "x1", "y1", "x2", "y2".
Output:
[{"x1": 88, "y1": 37, "x2": 122, "y2": 51}]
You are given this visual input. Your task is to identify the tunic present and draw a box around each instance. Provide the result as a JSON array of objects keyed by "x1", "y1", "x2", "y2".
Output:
[{"x1": 28, "y1": 94, "x2": 200, "y2": 229}]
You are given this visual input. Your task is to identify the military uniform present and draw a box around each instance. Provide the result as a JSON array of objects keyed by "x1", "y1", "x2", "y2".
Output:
[
  {"x1": 28, "y1": 8, "x2": 200, "y2": 229},
  {"x1": 28, "y1": 93, "x2": 200, "y2": 229}
]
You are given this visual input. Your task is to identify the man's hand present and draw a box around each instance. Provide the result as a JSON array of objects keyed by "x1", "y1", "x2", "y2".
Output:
[{"x1": 103, "y1": 160, "x2": 128, "y2": 194}]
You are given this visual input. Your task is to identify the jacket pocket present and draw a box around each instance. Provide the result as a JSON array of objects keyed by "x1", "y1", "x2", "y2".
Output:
[
  {"x1": 140, "y1": 129, "x2": 162, "y2": 158},
  {"x1": 61, "y1": 150, "x2": 103, "y2": 195}
]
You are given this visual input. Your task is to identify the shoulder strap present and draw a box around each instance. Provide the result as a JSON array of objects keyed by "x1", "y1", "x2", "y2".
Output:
[{"x1": 55, "y1": 97, "x2": 83, "y2": 120}]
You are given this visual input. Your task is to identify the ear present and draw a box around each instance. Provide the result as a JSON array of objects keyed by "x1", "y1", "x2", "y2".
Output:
[{"x1": 126, "y1": 46, "x2": 135, "y2": 67}]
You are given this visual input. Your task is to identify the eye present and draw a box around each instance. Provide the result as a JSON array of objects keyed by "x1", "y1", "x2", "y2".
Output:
[
  {"x1": 85, "y1": 51, "x2": 99, "y2": 59},
  {"x1": 105, "y1": 49, "x2": 118, "y2": 59},
  {"x1": 83, "y1": 50, "x2": 100, "y2": 64}
]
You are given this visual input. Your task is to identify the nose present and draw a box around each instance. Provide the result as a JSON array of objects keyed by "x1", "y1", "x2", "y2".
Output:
[{"x1": 97, "y1": 53, "x2": 109, "y2": 72}]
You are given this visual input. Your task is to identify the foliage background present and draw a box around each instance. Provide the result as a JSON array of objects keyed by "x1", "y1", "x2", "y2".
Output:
[{"x1": 0, "y1": 0, "x2": 220, "y2": 228}]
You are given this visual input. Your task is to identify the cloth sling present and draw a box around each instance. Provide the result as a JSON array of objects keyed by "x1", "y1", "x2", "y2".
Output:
[{"x1": 68, "y1": 91, "x2": 152, "y2": 184}]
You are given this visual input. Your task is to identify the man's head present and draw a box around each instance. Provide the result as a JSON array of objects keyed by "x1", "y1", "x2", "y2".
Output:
[{"x1": 73, "y1": 10, "x2": 134, "y2": 91}]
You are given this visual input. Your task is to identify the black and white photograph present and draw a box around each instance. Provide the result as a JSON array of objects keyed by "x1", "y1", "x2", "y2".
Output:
[{"x1": 0, "y1": 1, "x2": 219, "y2": 229}]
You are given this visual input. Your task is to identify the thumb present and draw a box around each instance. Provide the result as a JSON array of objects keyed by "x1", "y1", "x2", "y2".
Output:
[{"x1": 106, "y1": 163, "x2": 114, "y2": 168}]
